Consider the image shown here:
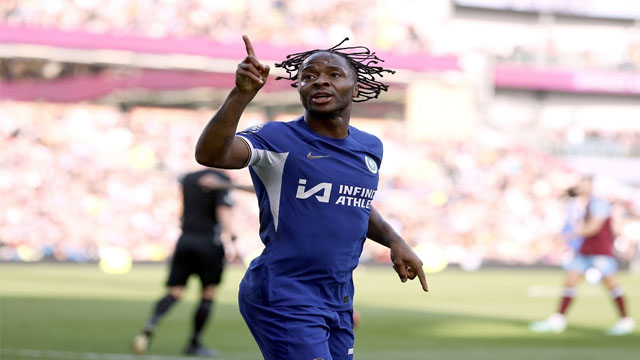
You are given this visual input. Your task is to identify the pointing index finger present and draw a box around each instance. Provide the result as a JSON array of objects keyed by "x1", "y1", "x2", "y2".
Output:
[
  {"x1": 243, "y1": 35, "x2": 256, "y2": 57},
  {"x1": 417, "y1": 266, "x2": 429, "y2": 292}
]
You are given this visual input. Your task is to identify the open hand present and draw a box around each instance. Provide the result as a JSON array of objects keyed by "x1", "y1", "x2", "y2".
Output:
[{"x1": 236, "y1": 35, "x2": 270, "y2": 93}]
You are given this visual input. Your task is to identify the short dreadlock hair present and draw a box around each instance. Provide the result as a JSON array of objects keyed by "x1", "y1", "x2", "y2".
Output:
[{"x1": 274, "y1": 38, "x2": 395, "y2": 103}]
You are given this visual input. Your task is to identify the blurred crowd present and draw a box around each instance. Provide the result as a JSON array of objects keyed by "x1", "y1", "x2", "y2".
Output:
[
  {"x1": 2, "y1": 0, "x2": 639, "y2": 72},
  {"x1": 0, "y1": 58, "x2": 106, "y2": 82},
  {"x1": 545, "y1": 130, "x2": 640, "y2": 158},
  {"x1": 2, "y1": 101, "x2": 639, "y2": 267},
  {"x1": 362, "y1": 123, "x2": 640, "y2": 267},
  {"x1": 498, "y1": 42, "x2": 640, "y2": 72}
]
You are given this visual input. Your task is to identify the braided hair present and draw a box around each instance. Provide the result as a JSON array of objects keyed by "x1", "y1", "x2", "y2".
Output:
[{"x1": 274, "y1": 38, "x2": 395, "y2": 103}]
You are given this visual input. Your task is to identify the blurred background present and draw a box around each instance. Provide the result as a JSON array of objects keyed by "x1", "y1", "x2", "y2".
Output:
[{"x1": 1, "y1": 1, "x2": 639, "y2": 359}]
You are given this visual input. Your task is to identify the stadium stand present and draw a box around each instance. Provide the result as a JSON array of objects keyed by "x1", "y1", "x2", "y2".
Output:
[{"x1": 1, "y1": 0, "x2": 638, "y2": 268}]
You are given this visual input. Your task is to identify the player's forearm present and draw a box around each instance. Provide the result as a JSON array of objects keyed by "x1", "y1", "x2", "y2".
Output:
[
  {"x1": 195, "y1": 87, "x2": 257, "y2": 167},
  {"x1": 575, "y1": 218, "x2": 606, "y2": 237},
  {"x1": 216, "y1": 207, "x2": 237, "y2": 239},
  {"x1": 366, "y1": 206, "x2": 404, "y2": 248},
  {"x1": 575, "y1": 225, "x2": 599, "y2": 238},
  {"x1": 234, "y1": 184, "x2": 255, "y2": 193}
]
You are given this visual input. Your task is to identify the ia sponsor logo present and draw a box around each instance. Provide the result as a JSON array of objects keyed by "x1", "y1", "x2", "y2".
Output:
[{"x1": 295, "y1": 179, "x2": 332, "y2": 203}]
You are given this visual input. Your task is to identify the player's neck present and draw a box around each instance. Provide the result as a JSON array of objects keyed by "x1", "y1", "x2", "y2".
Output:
[{"x1": 304, "y1": 111, "x2": 350, "y2": 139}]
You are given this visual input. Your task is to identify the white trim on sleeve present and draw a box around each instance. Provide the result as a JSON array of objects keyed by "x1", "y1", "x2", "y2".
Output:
[{"x1": 236, "y1": 135, "x2": 257, "y2": 167}]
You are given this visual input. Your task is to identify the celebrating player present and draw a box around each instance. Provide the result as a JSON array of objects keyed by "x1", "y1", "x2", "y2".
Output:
[
  {"x1": 195, "y1": 35, "x2": 428, "y2": 360},
  {"x1": 530, "y1": 176, "x2": 635, "y2": 335},
  {"x1": 132, "y1": 168, "x2": 252, "y2": 356}
]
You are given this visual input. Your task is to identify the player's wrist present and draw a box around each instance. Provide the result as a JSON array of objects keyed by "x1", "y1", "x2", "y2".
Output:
[
  {"x1": 231, "y1": 85, "x2": 260, "y2": 97},
  {"x1": 387, "y1": 234, "x2": 406, "y2": 246}
]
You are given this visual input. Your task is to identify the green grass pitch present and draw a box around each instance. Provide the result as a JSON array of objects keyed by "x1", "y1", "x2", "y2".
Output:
[{"x1": 1, "y1": 263, "x2": 638, "y2": 359}]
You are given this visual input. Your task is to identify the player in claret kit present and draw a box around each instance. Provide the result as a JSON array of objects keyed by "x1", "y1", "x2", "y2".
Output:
[
  {"x1": 530, "y1": 176, "x2": 635, "y2": 336},
  {"x1": 195, "y1": 35, "x2": 428, "y2": 360}
]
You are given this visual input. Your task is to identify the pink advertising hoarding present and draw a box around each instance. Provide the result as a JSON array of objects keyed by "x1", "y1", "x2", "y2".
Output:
[
  {"x1": 0, "y1": 24, "x2": 459, "y2": 73},
  {"x1": 495, "y1": 65, "x2": 640, "y2": 95}
]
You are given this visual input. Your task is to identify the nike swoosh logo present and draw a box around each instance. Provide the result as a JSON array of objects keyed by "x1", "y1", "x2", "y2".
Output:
[{"x1": 307, "y1": 152, "x2": 330, "y2": 160}]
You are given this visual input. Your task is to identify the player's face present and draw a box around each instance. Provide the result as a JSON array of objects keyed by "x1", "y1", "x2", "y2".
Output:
[{"x1": 297, "y1": 52, "x2": 358, "y2": 115}]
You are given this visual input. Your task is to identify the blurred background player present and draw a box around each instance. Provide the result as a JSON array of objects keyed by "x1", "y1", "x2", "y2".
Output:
[
  {"x1": 132, "y1": 168, "x2": 252, "y2": 356},
  {"x1": 530, "y1": 176, "x2": 635, "y2": 335}
]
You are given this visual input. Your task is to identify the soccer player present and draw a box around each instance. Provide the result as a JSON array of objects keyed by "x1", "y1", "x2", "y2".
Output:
[
  {"x1": 530, "y1": 176, "x2": 635, "y2": 335},
  {"x1": 195, "y1": 35, "x2": 428, "y2": 359},
  {"x1": 132, "y1": 168, "x2": 252, "y2": 356}
]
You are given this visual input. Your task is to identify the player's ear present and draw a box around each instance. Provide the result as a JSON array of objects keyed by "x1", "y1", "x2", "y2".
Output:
[{"x1": 352, "y1": 84, "x2": 360, "y2": 100}]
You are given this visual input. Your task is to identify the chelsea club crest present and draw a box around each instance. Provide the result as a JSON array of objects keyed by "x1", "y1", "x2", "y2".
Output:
[
  {"x1": 364, "y1": 155, "x2": 378, "y2": 174},
  {"x1": 241, "y1": 123, "x2": 266, "y2": 134}
]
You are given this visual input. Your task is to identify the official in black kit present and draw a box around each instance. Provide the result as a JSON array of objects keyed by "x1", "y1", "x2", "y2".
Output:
[{"x1": 132, "y1": 168, "x2": 252, "y2": 356}]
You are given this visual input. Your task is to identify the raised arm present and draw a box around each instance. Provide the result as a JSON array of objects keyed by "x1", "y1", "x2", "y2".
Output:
[
  {"x1": 195, "y1": 35, "x2": 270, "y2": 169},
  {"x1": 367, "y1": 206, "x2": 429, "y2": 292}
]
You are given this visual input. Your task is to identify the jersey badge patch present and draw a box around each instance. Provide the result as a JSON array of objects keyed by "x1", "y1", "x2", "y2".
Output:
[
  {"x1": 241, "y1": 123, "x2": 266, "y2": 133},
  {"x1": 365, "y1": 155, "x2": 378, "y2": 174}
]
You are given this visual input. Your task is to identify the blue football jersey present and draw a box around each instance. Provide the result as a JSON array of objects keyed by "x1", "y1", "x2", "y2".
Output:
[{"x1": 237, "y1": 116, "x2": 383, "y2": 311}]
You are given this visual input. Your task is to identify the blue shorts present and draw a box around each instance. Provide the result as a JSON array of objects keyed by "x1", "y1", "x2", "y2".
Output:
[
  {"x1": 564, "y1": 254, "x2": 618, "y2": 276},
  {"x1": 238, "y1": 285, "x2": 354, "y2": 360}
]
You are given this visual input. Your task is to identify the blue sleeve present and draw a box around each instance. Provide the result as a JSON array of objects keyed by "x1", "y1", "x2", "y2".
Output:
[
  {"x1": 588, "y1": 198, "x2": 611, "y2": 218},
  {"x1": 377, "y1": 137, "x2": 384, "y2": 167},
  {"x1": 351, "y1": 127, "x2": 383, "y2": 168},
  {"x1": 369, "y1": 135, "x2": 383, "y2": 172},
  {"x1": 236, "y1": 122, "x2": 275, "y2": 151},
  {"x1": 236, "y1": 122, "x2": 290, "y2": 168}
]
